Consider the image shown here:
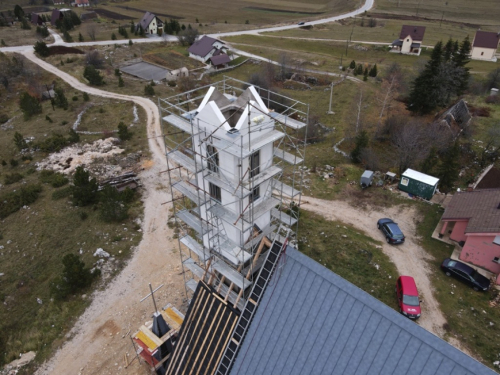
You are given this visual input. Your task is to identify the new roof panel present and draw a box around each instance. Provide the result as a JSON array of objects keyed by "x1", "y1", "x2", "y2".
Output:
[
  {"x1": 473, "y1": 30, "x2": 500, "y2": 49},
  {"x1": 230, "y1": 247, "x2": 496, "y2": 375}
]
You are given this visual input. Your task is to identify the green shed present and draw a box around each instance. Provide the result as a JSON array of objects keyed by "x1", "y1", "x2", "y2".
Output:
[{"x1": 398, "y1": 168, "x2": 439, "y2": 200}]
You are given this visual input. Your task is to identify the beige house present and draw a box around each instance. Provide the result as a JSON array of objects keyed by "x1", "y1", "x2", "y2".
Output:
[
  {"x1": 391, "y1": 25, "x2": 426, "y2": 55},
  {"x1": 471, "y1": 30, "x2": 499, "y2": 62},
  {"x1": 137, "y1": 12, "x2": 163, "y2": 35},
  {"x1": 166, "y1": 67, "x2": 189, "y2": 81}
]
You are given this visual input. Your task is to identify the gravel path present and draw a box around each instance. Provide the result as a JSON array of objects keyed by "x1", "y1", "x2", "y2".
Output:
[{"x1": 300, "y1": 196, "x2": 471, "y2": 354}]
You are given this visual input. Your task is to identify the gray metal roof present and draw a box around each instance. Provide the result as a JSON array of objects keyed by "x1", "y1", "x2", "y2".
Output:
[{"x1": 230, "y1": 247, "x2": 496, "y2": 375}]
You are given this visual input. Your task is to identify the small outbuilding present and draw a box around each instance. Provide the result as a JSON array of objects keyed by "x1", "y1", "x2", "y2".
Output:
[
  {"x1": 398, "y1": 168, "x2": 439, "y2": 200},
  {"x1": 360, "y1": 170, "x2": 373, "y2": 188}
]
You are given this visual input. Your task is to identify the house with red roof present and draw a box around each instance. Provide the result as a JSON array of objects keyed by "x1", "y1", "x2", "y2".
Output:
[
  {"x1": 471, "y1": 30, "x2": 499, "y2": 62},
  {"x1": 439, "y1": 189, "x2": 500, "y2": 280},
  {"x1": 71, "y1": 0, "x2": 89, "y2": 7},
  {"x1": 391, "y1": 25, "x2": 426, "y2": 55},
  {"x1": 188, "y1": 35, "x2": 229, "y2": 63}
]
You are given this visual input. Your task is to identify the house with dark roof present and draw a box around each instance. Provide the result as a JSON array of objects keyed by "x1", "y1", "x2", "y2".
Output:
[
  {"x1": 391, "y1": 25, "x2": 426, "y2": 55},
  {"x1": 473, "y1": 165, "x2": 500, "y2": 190},
  {"x1": 439, "y1": 189, "x2": 500, "y2": 280},
  {"x1": 210, "y1": 53, "x2": 231, "y2": 69},
  {"x1": 31, "y1": 12, "x2": 44, "y2": 25},
  {"x1": 188, "y1": 35, "x2": 229, "y2": 63},
  {"x1": 164, "y1": 246, "x2": 497, "y2": 375},
  {"x1": 137, "y1": 11, "x2": 163, "y2": 35},
  {"x1": 471, "y1": 30, "x2": 500, "y2": 62},
  {"x1": 50, "y1": 8, "x2": 70, "y2": 26}
]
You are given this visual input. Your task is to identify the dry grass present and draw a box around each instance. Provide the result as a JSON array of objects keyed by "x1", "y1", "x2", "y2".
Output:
[{"x1": 0, "y1": 22, "x2": 54, "y2": 47}]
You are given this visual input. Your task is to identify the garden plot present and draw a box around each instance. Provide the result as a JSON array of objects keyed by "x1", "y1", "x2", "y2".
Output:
[{"x1": 120, "y1": 61, "x2": 170, "y2": 81}]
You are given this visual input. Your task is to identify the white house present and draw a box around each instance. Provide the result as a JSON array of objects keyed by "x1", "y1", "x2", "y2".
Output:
[
  {"x1": 471, "y1": 30, "x2": 500, "y2": 62},
  {"x1": 166, "y1": 67, "x2": 189, "y2": 81},
  {"x1": 137, "y1": 11, "x2": 163, "y2": 35},
  {"x1": 188, "y1": 35, "x2": 228, "y2": 63},
  {"x1": 71, "y1": 0, "x2": 89, "y2": 7},
  {"x1": 391, "y1": 25, "x2": 426, "y2": 55}
]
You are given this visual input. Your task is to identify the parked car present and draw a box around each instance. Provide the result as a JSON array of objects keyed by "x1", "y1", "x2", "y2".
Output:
[
  {"x1": 377, "y1": 218, "x2": 405, "y2": 244},
  {"x1": 297, "y1": 21, "x2": 305, "y2": 25},
  {"x1": 440, "y1": 258, "x2": 490, "y2": 291},
  {"x1": 396, "y1": 276, "x2": 421, "y2": 319}
]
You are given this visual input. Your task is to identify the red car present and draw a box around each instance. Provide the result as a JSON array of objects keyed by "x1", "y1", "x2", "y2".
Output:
[{"x1": 396, "y1": 276, "x2": 421, "y2": 319}]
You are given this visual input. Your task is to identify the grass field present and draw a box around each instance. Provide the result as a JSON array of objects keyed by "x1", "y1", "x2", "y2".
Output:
[
  {"x1": 0, "y1": 55, "x2": 148, "y2": 369},
  {"x1": 264, "y1": 16, "x2": 499, "y2": 46},
  {"x1": 373, "y1": 0, "x2": 500, "y2": 26},
  {"x1": 298, "y1": 209, "x2": 400, "y2": 308}
]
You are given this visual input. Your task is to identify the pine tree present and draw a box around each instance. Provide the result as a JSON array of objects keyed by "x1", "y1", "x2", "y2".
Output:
[
  {"x1": 420, "y1": 147, "x2": 438, "y2": 175},
  {"x1": 54, "y1": 88, "x2": 68, "y2": 110},
  {"x1": 369, "y1": 64, "x2": 377, "y2": 77},
  {"x1": 118, "y1": 76, "x2": 124, "y2": 87},
  {"x1": 78, "y1": 32, "x2": 84, "y2": 42},
  {"x1": 407, "y1": 41, "x2": 443, "y2": 114},
  {"x1": 351, "y1": 130, "x2": 369, "y2": 163},
  {"x1": 118, "y1": 121, "x2": 131, "y2": 140},
  {"x1": 19, "y1": 92, "x2": 42, "y2": 119},
  {"x1": 71, "y1": 166, "x2": 99, "y2": 206},
  {"x1": 83, "y1": 66, "x2": 105, "y2": 86},
  {"x1": 437, "y1": 142, "x2": 460, "y2": 193},
  {"x1": 349, "y1": 60, "x2": 356, "y2": 69},
  {"x1": 33, "y1": 40, "x2": 50, "y2": 57},
  {"x1": 454, "y1": 36, "x2": 471, "y2": 95},
  {"x1": 13, "y1": 132, "x2": 28, "y2": 150},
  {"x1": 130, "y1": 21, "x2": 135, "y2": 33}
]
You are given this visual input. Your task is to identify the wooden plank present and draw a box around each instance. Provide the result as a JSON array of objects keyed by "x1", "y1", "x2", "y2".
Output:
[
  {"x1": 161, "y1": 307, "x2": 184, "y2": 330},
  {"x1": 139, "y1": 325, "x2": 163, "y2": 348},
  {"x1": 210, "y1": 315, "x2": 238, "y2": 375},
  {"x1": 135, "y1": 331, "x2": 158, "y2": 351}
]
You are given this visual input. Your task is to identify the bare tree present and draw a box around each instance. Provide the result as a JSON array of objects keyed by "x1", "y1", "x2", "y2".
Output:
[
  {"x1": 85, "y1": 50, "x2": 104, "y2": 69},
  {"x1": 479, "y1": 123, "x2": 500, "y2": 167},
  {"x1": 85, "y1": 23, "x2": 97, "y2": 41},
  {"x1": 178, "y1": 28, "x2": 199, "y2": 46}
]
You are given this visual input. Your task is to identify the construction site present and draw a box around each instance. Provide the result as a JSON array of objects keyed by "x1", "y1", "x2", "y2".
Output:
[{"x1": 129, "y1": 77, "x2": 309, "y2": 374}]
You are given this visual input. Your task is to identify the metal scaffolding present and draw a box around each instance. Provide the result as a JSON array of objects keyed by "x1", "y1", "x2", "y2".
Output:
[{"x1": 158, "y1": 76, "x2": 308, "y2": 312}]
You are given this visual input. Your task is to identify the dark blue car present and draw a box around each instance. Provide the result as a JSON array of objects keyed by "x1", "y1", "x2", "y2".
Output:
[
  {"x1": 441, "y1": 258, "x2": 490, "y2": 291},
  {"x1": 377, "y1": 218, "x2": 405, "y2": 244}
]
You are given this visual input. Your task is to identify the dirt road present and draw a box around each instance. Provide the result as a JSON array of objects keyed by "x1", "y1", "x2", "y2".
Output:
[
  {"x1": 300, "y1": 196, "x2": 469, "y2": 353},
  {"x1": 23, "y1": 50, "x2": 186, "y2": 375}
]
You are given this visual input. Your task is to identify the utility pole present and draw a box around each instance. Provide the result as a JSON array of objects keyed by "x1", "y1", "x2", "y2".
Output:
[
  {"x1": 327, "y1": 81, "x2": 334, "y2": 115},
  {"x1": 440, "y1": 11, "x2": 445, "y2": 27}
]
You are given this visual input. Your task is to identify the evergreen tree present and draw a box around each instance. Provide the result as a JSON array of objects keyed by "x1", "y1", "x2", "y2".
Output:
[
  {"x1": 63, "y1": 30, "x2": 73, "y2": 43},
  {"x1": 144, "y1": 83, "x2": 155, "y2": 96},
  {"x1": 117, "y1": 121, "x2": 131, "y2": 140},
  {"x1": 118, "y1": 76, "x2": 124, "y2": 87},
  {"x1": 443, "y1": 38, "x2": 454, "y2": 62},
  {"x1": 407, "y1": 41, "x2": 443, "y2": 114},
  {"x1": 437, "y1": 142, "x2": 460, "y2": 193},
  {"x1": 13, "y1": 132, "x2": 28, "y2": 150},
  {"x1": 420, "y1": 147, "x2": 438, "y2": 175},
  {"x1": 130, "y1": 21, "x2": 135, "y2": 33},
  {"x1": 50, "y1": 254, "x2": 99, "y2": 300},
  {"x1": 54, "y1": 88, "x2": 68, "y2": 110},
  {"x1": 355, "y1": 63, "x2": 363, "y2": 75},
  {"x1": 128, "y1": 39, "x2": 133, "y2": 46},
  {"x1": 351, "y1": 130, "x2": 369, "y2": 163},
  {"x1": 349, "y1": 60, "x2": 356, "y2": 69},
  {"x1": 111, "y1": 32, "x2": 117, "y2": 40},
  {"x1": 13, "y1": 5, "x2": 24, "y2": 19},
  {"x1": 68, "y1": 128, "x2": 80, "y2": 143},
  {"x1": 71, "y1": 166, "x2": 98, "y2": 206},
  {"x1": 164, "y1": 20, "x2": 173, "y2": 34},
  {"x1": 78, "y1": 32, "x2": 84, "y2": 42},
  {"x1": 83, "y1": 92, "x2": 90, "y2": 101},
  {"x1": 454, "y1": 36, "x2": 471, "y2": 95},
  {"x1": 83, "y1": 65, "x2": 105, "y2": 86},
  {"x1": 99, "y1": 185, "x2": 129, "y2": 222},
  {"x1": 19, "y1": 92, "x2": 42, "y2": 119},
  {"x1": 368, "y1": 64, "x2": 377, "y2": 77}
]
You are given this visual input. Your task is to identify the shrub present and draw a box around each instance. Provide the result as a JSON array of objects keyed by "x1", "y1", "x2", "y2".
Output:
[
  {"x1": 0, "y1": 184, "x2": 42, "y2": 219},
  {"x1": 83, "y1": 92, "x2": 90, "y2": 101},
  {"x1": 111, "y1": 32, "x2": 117, "y2": 40},
  {"x1": 39, "y1": 170, "x2": 69, "y2": 188},
  {"x1": 114, "y1": 68, "x2": 121, "y2": 76},
  {"x1": 118, "y1": 76, "x2": 124, "y2": 87},
  {"x1": 34, "y1": 41, "x2": 50, "y2": 57},
  {"x1": 1, "y1": 160, "x2": 7, "y2": 166},
  {"x1": 21, "y1": 155, "x2": 32, "y2": 161},
  {"x1": 485, "y1": 95, "x2": 500, "y2": 104},
  {"x1": 68, "y1": 128, "x2": 80, "y2": 144},
  {"x1": 78, "y1": 211, "x2": 88, "y2": 220},
  {"x1": 45, "y1": 115, "x2": 53, "y2": 123},
  {"x1": 4, "y1": 173, "x2": 23, "y2": 185},
  {"x1": 9, "y1": 159, "x2": 18, "y2": 167},
  {"x1": 52, "y1": 186, "x2": 72, "y2": 200},
  {"x1": 54, "y1": 88, "x2": 69, "y2": 110},
  {"x1": 144, "y1": 83, "x2": 155, "y2": 96},
  {"x1": 117, "y1": 121, "x2": 132, "y2": 141},
  {"x1": 37, "y1": 133, "x2": 67, "y2": 153},
  {"x1": 72, "y1": 96, "x2": 78, "y2": 101},
  {"x1": 50, "y1": 254, "x2": 100, "y2": 300},
  {"x1": 128, "y1": 39, "x2": 133, "y2": 46}
]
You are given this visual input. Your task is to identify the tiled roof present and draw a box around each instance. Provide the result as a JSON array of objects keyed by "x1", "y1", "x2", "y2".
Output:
[
  {"x1": 231, "y1": 247, "x2": 496, "y2": 375},
  {"x1": 139, "y1": 11, "x2": 161, "y2": 31},
  {"x1": 441, "y1": 189, "x2": 500, "y2": 233},
  {"x1": 399, "y1": 25, "x2": 426, "y2": 41},
  {"x1": 188, "y1": 35, "x2": 219, "y2": 57},
  {"x1": 473, "y1": 31, "x2": 500, "y2": 49}
]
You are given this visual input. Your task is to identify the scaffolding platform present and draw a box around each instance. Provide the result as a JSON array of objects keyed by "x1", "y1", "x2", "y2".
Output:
[
  {"x1": 212, "y1": 259, "x2": 252, "y2": 290},
  {"x1": 217, "y1": 238, "x2": 253, "y2": 265},
  {"x1": 245, "y1": 165, "x2": 282, "y2": 187},
  {"x1": 243, "y1": 130, "x2": 285, "y2": 155},
  {"x1": 271, "y1": 207, "x2": 297, "y2": 226},
  {"x1": 176, "y1": 210, "x2": 210, "y2": 237},
  {"x1": 243, "y1": 196, "x2": 280, "y2": 222},
  {"x1": 163, "y1": 114, "x2": 193, "y2": 134},
  {"x1": 186, "y1": 278, "x2": 198, "y2": 292},
  {"x1": 183, "y1": 258, "x2": 206, "y2": 279},
  {"x1": 180, "y1": 235, "x2": 210, "y2": 263},
  {"x1": 268, "y1": 111, "x2": 306, "y2": 129},
  {"x1": 204, "y1": 173, "x2": 249, "y2": 198},
  {"x1": 208, "y1": 204, "x2": 253, "y2": 232},
  {"x1": 167, "y1": 150, "x2": 197, "y2": 174},
  {"x1": 272, "y1": 179, "x2": 300, "y2": 199},
  {"x1": 274, "y1": 148, "x2": 304, "y2": 165},
  {"x1": 173, "y1": 180, "x2": 208, "y2": 206}
]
